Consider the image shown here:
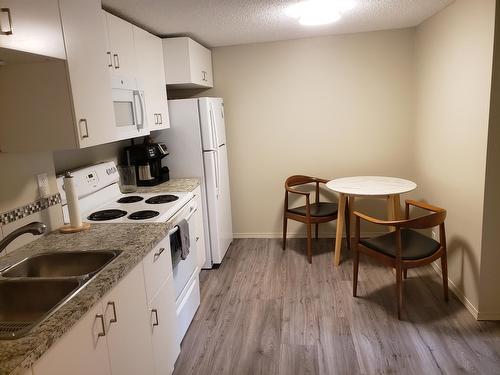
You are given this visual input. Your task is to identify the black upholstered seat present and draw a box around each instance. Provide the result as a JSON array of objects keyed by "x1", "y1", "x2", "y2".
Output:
[
  {"x1": 360, "y1": 229, "x2": 440, "y2": 260},
  {"x1": 288, "y1": 202, "x2": 338, "y2": 217}
]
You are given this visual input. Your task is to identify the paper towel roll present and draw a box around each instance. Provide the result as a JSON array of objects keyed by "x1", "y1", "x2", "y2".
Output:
[{"x1": 63, "y1": 172, "x2": 82, "y2": 228}]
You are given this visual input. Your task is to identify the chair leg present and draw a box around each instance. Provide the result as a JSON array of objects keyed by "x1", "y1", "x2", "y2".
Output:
[
  {"x1": 441, "y1": 252, "x2": 449, "y2": 302},
  {"x1": 353, "y1": 247, "x2": 360, "y2": 297},
  {"x1": 307, "y1": 222, "x2": 312, "y2": 264},
  {"x1": 282, "y1": 216, "x2": 287, "y2": 251},
  {"x1": 315, "y1": 223, "x2": 319, "y2": 240},
  {"x1": 396, "y1": 264, "x2": 403, "y2": 319},
  {"x1": 403, "y1": 269, "x2": 408, "y2": 279}
]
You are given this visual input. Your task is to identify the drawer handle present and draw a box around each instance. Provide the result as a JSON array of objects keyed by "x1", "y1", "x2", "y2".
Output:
[
  {"x1": 0, "y1": 8, "x2": 13, "y2": 36},
  {"x1": 151, "y1": 309, "x2": 159, "y2": 327},
  {"x1": 153, "y1": 247, "x2": 165, "y2": 262},
  {"x1": 107, "y1": 301, "x2": 118, "y2": 324},
  {"x1": 96, "y1": 314, "x2": 106, "y2": 338}
]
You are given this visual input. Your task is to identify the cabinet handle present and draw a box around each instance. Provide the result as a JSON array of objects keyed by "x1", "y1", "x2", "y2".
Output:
[
  {"x1": 196, "y1": 236, "x2": 200, "y2": 242},
  {"x1": 202, "y1": 71, "x2": 207, "y2": 82},
  {"x1": 154, "y1": 113, "x2": 158, "y2": 125},
  {"x1": 158, "y1": 113, "x2": 162, "y2": 125},
  {"x1": 107, "y1": 52, "x2": 113, "y2": 67},
  {"x1": 151, "y1": 309, "x2": 159, "y2": 327},
  {"x1": 79, "y1": 119, "x2": 89, "y2": 139},
  {"x1": 153, "y1": 247, "x2": 165, "y2": 262},
  {"x1": 113, "y1": 53, "x2": 120, "y2": 69},
  {"x1": 0, "y1": 8, "x2": 13, "y2": 35},
  {"x1": 107, "y1": 301, "x2": 118, "y2": 324},
  {"x1": 96, "y1": 314, "x2": 106, "y2": 338}
]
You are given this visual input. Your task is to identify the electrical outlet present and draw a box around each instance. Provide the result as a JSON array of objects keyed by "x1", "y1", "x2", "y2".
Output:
[
  {"x1": 36, "y1": 173, "x2": 50, "y2": 198},
  {"x1": 431, "y1": 230, "x2": 438, "y2": 240}
]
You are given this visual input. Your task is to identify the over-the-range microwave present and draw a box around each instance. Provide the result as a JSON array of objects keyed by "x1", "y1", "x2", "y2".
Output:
[{"x1": 111, "y1": 76, "x2": 147, "y2": 136}]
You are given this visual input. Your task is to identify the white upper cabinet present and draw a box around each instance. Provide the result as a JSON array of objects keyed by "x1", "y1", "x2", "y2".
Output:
[
  {"x1": 0, "y1": 0, "x2": 116, "y2": 152},
  {"x1": 104, "y1": 12, "x2": 136, "y2": 79},
  {"x1": 59, "y1": 0, "x2": 117, "y2": 148},
  {"x1": 133, "y1": 26, "x2": 170, "y2": 130},
  {"x1": 0, "y1": 0, "x2": 66, "y2": 59},
  {"x1": 163, "y1": 37, "x2": 213, "y2": 88}
]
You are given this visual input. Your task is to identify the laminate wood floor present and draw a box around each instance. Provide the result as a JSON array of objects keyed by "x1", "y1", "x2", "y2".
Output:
[{"x1": 173, "y1": 239, "x2": 500, "y2": 375}]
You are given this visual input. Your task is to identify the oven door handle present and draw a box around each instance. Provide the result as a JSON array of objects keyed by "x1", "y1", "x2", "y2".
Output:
[{"x1": 167, "y1": 206, "x2": 197, "y2": 236}]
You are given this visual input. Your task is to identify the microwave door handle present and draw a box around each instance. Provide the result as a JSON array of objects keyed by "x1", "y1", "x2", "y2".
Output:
[{"x1": 133, "y1": 90, "x2": 145, "y2": 130}]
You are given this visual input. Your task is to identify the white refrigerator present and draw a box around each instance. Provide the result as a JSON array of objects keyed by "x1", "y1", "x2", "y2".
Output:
[{"x1": 159, "y1": 97, "x2": 233, "y2": 268}]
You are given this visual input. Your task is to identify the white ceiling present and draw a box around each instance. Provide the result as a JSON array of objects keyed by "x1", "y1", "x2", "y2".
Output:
[{"x1": 102, "y1": 0, "x2": 454, "y2": 48}]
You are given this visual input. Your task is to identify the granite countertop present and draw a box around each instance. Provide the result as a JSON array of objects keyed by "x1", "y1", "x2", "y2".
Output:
[{"x1": 0, "y1": 178, "x2": 199, "y2": 375}]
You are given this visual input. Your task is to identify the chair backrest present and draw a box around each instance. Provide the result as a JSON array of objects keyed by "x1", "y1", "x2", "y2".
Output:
[
  {"x1": 399, "y1": 210, "x2": 447, "y2": 229},
  {"x1": 285, "y1": 175, "x2": 326, "y2": 188}
]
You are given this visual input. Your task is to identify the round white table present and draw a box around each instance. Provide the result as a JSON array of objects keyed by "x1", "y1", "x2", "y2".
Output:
[{"x1": 326, "y1": 176, "x2": 417, "y2": 265}]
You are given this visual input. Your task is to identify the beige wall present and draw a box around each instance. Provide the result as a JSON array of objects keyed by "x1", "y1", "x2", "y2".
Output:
[
  {"x1": 479, "y1": 0, "x2": 500, "y2": 319},
  {"x1": 208, "y1": 29, "x2": 417, "y2": 237},
  {"x1": 414, "y1": 0, "x2": 495, "y2": 314},
  {"x1": 0, "y1": 152, "x2": 58, "y2": 213}
]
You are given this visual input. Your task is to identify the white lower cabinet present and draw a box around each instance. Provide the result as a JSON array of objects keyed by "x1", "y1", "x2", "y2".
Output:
[
  {"x1": 33, "y1": 302, "x2": 112, "y2": 375},
  {"x1": 102, "y1": 264, "x2": 155, "y2": 375},
  {"x1": 149, "y1": 277, "x2": 180, "y2": 375},
  {"x1": 32, "y1": 253, "x2": 179, "y2": 375}
]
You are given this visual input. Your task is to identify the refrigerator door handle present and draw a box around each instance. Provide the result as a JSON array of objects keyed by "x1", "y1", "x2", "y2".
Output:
[
  {"x1": 209, "y1": 104, "x2": 219, "y2": 149},
  {"x1": 214, "y1": 150, "x2": 220, "y2": 199}
]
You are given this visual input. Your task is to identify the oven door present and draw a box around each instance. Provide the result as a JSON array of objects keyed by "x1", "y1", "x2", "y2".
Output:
[{"x1": 169, "y1": 199, "x2": 198, "y2": 299}]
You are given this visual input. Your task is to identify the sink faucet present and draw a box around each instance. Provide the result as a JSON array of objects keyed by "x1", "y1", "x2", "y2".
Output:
[{"x1": 0, "y1": 222, "x2": 47, "y2": 254}]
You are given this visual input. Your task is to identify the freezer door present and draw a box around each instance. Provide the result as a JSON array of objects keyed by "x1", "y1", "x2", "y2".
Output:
[
  {"x1": 198, "y1": 97, "x2": 226, "y2": 150},
  {"x1": 198, "y1": 98, "x2": 216, "y2": 151},
  {"x1": 202, "y1": 147, "x2": 233, "y2": 264},
  {"x1": 211, "y1": 98, "x2": 226, "y2": 147}
]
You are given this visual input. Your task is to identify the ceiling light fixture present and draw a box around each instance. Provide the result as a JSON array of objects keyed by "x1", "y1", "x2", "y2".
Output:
[{"x1": 285, "y1": 0, "x2": 355, "y2": 26}]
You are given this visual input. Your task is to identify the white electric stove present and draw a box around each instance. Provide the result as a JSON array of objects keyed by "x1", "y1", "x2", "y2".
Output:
[
  {"x1": 57, "y1": 161, "x2": 200, "y2": 345},
  {"x1": 56, "y1": 161, "x2": 193, "y2": 224}
]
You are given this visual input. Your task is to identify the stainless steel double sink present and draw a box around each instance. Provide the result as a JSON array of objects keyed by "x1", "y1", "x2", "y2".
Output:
[{"x1": 0, "y1": 250, "x2": 122, "y2": 339}]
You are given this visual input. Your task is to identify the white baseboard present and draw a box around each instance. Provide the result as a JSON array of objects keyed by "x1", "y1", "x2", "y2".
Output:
[
  {"x1": 233, "y1": 231, "x2": 386, "y2": 239},
  {"x1": 430, "y1": 262, "x2": 480, "y2": 319}
]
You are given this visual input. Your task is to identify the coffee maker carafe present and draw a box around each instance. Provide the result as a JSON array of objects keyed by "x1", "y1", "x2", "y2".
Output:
[{"x1": 125, "y1": 142, "x2": 169, "y2": 186}]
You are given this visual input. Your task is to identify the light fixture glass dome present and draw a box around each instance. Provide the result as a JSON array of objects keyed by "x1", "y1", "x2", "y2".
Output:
[{"x1": 285, "y1": 0, "x2": 355, "y2": 26}]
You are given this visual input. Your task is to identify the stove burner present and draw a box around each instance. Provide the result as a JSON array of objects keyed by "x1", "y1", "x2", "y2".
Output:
[
  {"x1": 88, "y1": 209, "x2": 127, "y2": 221},
  {"x1": 145, "y1": 195, "x2": 179, "y2": 204},
  {"x1": 128, "y1": 210, "x2": 160, "y2": 220},
  {"x1": 117, "y1": 196, "x2": 144, "y2": 204}
]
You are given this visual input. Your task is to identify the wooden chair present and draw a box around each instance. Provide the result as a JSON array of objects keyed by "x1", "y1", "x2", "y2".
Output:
[
  {"x1": 283, "y1": 175, "x2": 350, "y2": 264},
  {"x1": 352, "y1": 199, "x2": 448, "y2": 319}
]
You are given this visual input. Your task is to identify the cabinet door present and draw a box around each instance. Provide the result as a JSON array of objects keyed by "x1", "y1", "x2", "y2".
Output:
[
  {"x1": 133, "y1": 26, "x2": 170, "y2": 131},
  {"x1": 103, "y1": 263, "x2": 155, "y2": 375},
  {"x1": 33, "y1": 302, "x2": 111, "y2": 375},
  {"x1": 0, "y1": 0, "x2": 65, "y2": 59},
  {"x1": 150, "y1": 277, "x2": 180, "y2": 375},
  {"x1": 59, "y1": 0, "x2": 116, "y2": 148},
  {"x1": 188, "y1": 38, "x2": 213, "y2": 88},
  {"x1": 105, "y1": 12, "x2": 136, "y2": 78},
  {"x1": 194, "y1": 192, "x2": 206, "y2": 270}
]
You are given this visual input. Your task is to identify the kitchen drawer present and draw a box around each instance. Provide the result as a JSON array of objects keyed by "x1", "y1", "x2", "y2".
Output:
[{"x1": 143, "y1": 236, "x2": 172, "y2": 302}]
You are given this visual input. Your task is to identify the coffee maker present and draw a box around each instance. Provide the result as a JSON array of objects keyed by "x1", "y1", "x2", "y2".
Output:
[{"x1": 125, "y1": 142, "x2": 170, "y2": 186}]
